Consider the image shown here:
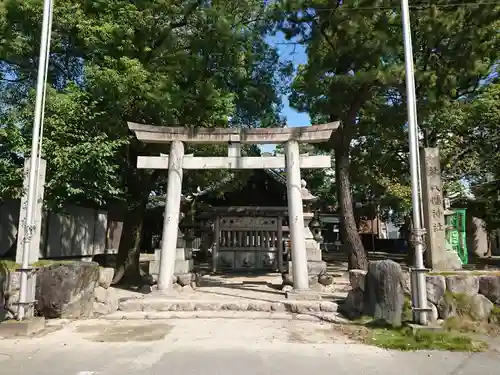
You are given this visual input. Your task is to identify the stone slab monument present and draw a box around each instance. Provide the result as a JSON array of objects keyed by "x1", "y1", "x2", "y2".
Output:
[{"x1": 420, "y1": 148, "x2": 461, "y2": 270}]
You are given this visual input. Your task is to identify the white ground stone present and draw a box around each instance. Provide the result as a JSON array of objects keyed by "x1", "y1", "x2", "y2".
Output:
[{"x1": 1, "y1": 318, "x2": 499, "y2": 375}]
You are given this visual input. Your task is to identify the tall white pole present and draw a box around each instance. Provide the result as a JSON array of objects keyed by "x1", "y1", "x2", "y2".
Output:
[
  {"x1": 285, "y1": 140, "x2": 309, "y2": 291},
  {"x1": 17, "y1": 0, "x2": 54, "y2": 321},
  {"x1": 34, "y1": 0, "x2": 54, "y2": 206},
  {"x1": 401, "y1": 0, "x2": 428, "y2": 325}
]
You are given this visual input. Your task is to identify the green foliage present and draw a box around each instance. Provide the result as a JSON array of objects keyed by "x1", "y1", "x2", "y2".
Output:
[
  {"x1": 274, "y1": 142, "x2": 337, "y2": 206},
  {"x1": 272, "y1": 0, "x2": 499, "y2": 218},
  {"x1": 0, "y1": 0, "x2": 289, "y2": 209},
  {"x1": 428, "y1": 83, "x2": 500, "y2": 229}
]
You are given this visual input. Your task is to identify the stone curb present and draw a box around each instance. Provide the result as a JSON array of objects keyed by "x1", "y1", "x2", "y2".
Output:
[
  {"x1": 117, "y1": 298, "x2": 339, "y2": 314},
  {"x1": 101, "y1": 310, "x2": 348, "y2": 323}
]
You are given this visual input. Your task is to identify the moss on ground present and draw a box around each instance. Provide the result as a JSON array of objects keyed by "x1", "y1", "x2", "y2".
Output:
[
  {"x1": 489, "y1": 306, "x2": 500, "y2": 325},
  {"x1": 339, "y1": 316, "x2": 488, "y2": 352},
  {"x1": 427, "y1": 271, "x2": 500, "y2": 276},
  {"x1": 0, "y1": 259, "x2": 73, "y2": 272},
  {"x1": 342, "y1": 293, "x2": 498, "y2": 352},
  {"x1": 436, "y1": 292, "x2": 500, "y2": 336},
  {"x1": 402, "y1": 294, "x2": 413, "y2": 322},
  {"x1": 443, "y1": 291, "x2": 477, "y2": 317},
  {"x1": 365, "y1": 326, "x2": 487, "y2": 352}
]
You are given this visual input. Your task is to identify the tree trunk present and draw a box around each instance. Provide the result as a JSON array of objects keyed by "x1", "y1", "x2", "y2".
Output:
[
  {"x1": 112, "y1": 192, "x2": 149, "y2": 285},
  {"x1": 334, "y1": 136, "x2": 368, "y2": 271},
  {"x1": 403, "y1": 214, "x2": 415, "y2": 266}
]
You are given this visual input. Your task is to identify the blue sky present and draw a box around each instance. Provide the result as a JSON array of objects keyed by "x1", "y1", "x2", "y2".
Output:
[
  {"x1": 266, "y1": 32, "x2": 311, "y2": 128},
  {"x1": 262, "y1": 32, "x2": 310, "y2": 153}
]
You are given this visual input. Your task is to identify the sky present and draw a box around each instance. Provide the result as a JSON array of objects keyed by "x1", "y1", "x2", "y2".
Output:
[
  {"x1": 262, "y1": 32, "x2": 310, "y2": 153},
  {"x1": 266, "y1": 32, "x2": 310, "y2": 128}
]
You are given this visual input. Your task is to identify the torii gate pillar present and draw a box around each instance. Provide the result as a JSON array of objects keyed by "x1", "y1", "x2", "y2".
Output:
[
  {"x1": 285, "y1": 140, "x2": 309, "y2": 291},
  {"x1": 158, "y1": 140, "x2": 184, "y2": 290}
]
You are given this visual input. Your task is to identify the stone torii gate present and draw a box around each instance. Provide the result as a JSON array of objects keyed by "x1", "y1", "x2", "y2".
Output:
[{"x1": 128, "y1": 122, "x2": 339, "y2": 294}]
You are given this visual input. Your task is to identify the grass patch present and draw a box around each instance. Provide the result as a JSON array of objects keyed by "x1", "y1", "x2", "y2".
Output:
[
  {"x1": 437, "y1": 295, "x2": 500, "y2": 336},
  {"x1": 427, "y1": 271, "x2": 500, "y2": 276},
  {"x1": 366, "y1": 326, "x2": 488, "y2": 352},
  {"x1": 402, "y1": 295, "x2": 413, "y2": 322},
  {"x1": 490, "y1": 306, "x2": 500, "y2": 325},
  {"x1": 341, "y1": 312, "x2": 491, "y2": 352},
  {"x1": 442, "y1": 316, "x2": 486, "y2": 334},
  {"x1": 0, "y1": 260, "x2": 18, "y2": 271},
  {"x1": 0, "y1": 259, "x2": 74, "y2": 272}
]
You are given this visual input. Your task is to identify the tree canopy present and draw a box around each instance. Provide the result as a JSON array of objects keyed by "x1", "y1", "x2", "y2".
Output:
[
  {"x1": 1, "y1": 0, "x2": 499, "y2": 276},
  {"x1": 0, "y1": 0, "x2": 290, "y2": 282},
  {"x1": 273, "y1": 0, "x2": 499, "y2": 269}
]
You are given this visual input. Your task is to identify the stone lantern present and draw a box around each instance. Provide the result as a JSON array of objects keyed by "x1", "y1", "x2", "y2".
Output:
[
  {"x1": 299, "y1": 180, "x2": 327, "y2": 284},
  {"x1": 309, "y1": 213, "x2": 323, "y2": 243}
]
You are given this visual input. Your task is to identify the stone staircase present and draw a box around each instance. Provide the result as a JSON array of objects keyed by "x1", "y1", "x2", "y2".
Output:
[{"x1": 101, "y1": 296, "x2": 343, "y2": 322}]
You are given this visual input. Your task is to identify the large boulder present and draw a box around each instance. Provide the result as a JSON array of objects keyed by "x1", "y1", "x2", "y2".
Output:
[
  {"x1": 445, "y1": 274, "x2": 479, "y2": 296},
  {"x1": 363, "y1": 260, "x2": 405, "y2": 327},
  {"x1": 427, "y1": 301, "x2": 439, "y2": 323},
  {"x1": 425, "y1": 275, "x2": 446, "y2": 305},
  {"x1": 36, "y1": 262, "x2": 99, "y2": 319},
  {"x1": 437, "y1": 293, "x2": 494, "y2": 321},
  {"x1": 478, "y1": 275, "x2": 500, "y2": 304},
  {"x1": 401, "y1": 271, "x2": 411, "y2": 295},
  {"x1": 0, "y1": 268, "x2": 20, "y2": 320}
]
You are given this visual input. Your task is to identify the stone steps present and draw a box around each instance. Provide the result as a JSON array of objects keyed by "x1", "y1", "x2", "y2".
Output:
[
  {"x1": 101, "y1": 310, "x2": 347, "y2": 323},
  {"x1": 117, "y1": 298, "x2": 339, "y2": 315}
]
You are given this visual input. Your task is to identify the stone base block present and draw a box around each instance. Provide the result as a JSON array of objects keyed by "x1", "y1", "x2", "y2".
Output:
[
  {"x1": 149, "y1": 258, "x2": 193, "y2": 274},
  {"x1": 174, "y1": 260, "x2": 193, "y2": 274},
  {"x1": 287, "y1": 261, "x2": 327, "y2": 276},
  {"x1": 150, "y1": 259, "x2": 194, "y2": 281},
  {"x1": 305, "y1": 244, "x2": 322, "y2": 262},
  {"x1": 285, "y1": 290, "x2": 322, "y2": 301},
  {"x1": 0, "y1": 317, "x2": 46, "y2": 338},
  {"x1": 154, "y1": 247, "x2": 192, "y2": 262},
  {"x1": 405, "y1": 322, "x2": 443, "y2": 334},
  {"x1": 429, "y1": 251, "x2": 463, "y2": 271}
]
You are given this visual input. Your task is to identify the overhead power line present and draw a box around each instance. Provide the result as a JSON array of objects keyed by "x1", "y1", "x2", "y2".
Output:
[{"x1": 311, "y1": 1, "x2": 500, "y2": 11}]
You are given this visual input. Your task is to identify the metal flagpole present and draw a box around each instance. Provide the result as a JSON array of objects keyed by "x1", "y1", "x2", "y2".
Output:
[
  {"x1": 17, "y1": 0, "x2": 54, "y2": 321},
  {"x1": 400, "y1": 0, "x2": 429, "y2": 325},
  {"x1": 33, "y1": 0, "x2": 54, "y2": 220}
]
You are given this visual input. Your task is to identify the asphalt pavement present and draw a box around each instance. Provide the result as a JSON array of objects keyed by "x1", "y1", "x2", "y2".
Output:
[{"x1": 1, "y1": 317, "x2": 499, "y2": 375}]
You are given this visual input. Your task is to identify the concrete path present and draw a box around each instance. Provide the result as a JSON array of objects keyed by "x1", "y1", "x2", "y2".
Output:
[{"x1": 0, "y1": 318, "x2": 499, "y2": 375}]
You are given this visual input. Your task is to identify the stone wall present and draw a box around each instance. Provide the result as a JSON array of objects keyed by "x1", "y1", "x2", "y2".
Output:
[
  {"x1": 92, "y1": 267, "x2": 119, "y2": 316},
  {"x1": 1, "y1": 262, "x2": 108, "y2": 320},
  {"x1": 0, "y1": 268, "x2": 34, "y2": 320},
  {"x1": 402, "y1": 271, "x2": 500, "y2": 322},
  {"x1": 343, "y1": 262, "x2": 500, "y2": 326}
]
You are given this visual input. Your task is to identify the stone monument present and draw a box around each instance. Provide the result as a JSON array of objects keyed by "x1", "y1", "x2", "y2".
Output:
[{"x1": 420, "y1": 148, "x2": 461, "y2": 270}]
